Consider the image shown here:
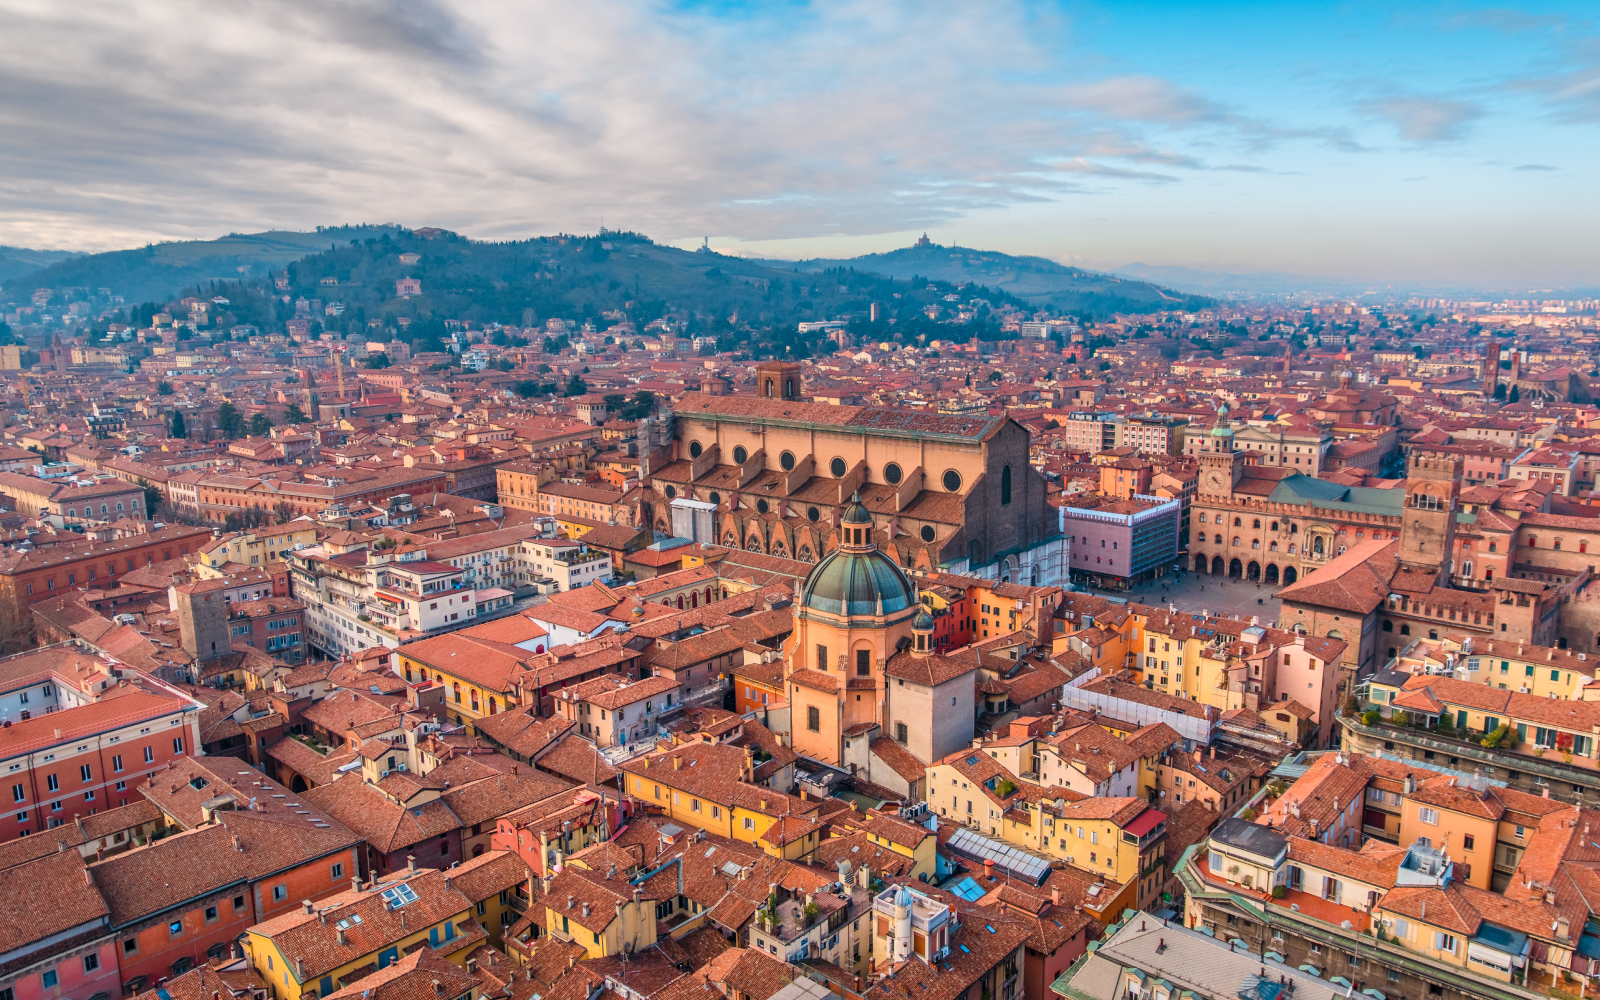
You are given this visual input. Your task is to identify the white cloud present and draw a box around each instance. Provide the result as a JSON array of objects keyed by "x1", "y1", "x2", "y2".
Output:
[
  {"x1": 1357, "y1": 95, "x2": 1483, "y2": 142},
  {"x1": 0, "y1": 0, "x2": 1287, "y2": 251}
]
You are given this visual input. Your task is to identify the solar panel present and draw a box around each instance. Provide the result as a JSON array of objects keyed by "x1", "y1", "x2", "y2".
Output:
[{"x1": 946, "y1": 827, "x2": 1050, "y2": 884}]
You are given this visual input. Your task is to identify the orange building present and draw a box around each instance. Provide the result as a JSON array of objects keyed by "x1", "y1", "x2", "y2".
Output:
[{"x1": 783, "y1": 498, "x2": 920, "y2": 768}]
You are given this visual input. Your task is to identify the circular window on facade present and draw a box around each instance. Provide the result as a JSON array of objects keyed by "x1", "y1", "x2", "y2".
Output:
[
  {"x1": 830, "y1": 457, "x2": 848, "y2": 477},
  {"x1": 756, "y1": 498, "x2": 770, "y2": 514},
  {"x1": 807, "y1": 506, "x2": 821, "y2": 522},
  {"x1": 942, "y1": 470, "x2": 962, "y2": 492},
  {"x1": 664, "y1": 485, "x2": 677, "y2": 498},
  {"x1": 733, "y1": 445, "x2": 748, "y2": 464},
  {"x1": 883, "y1": 462, "x2": 903, "y2": 485},
  {"x1": 780, "y1": 451, "x2": 796, "y2": 471},
  {"x1": 920, "y1": 525, "x2": 936, "y2": 542},
  {"x1": 709, "y1": 492, "x2": 721, "y2": 506},
  {"x1": 688, "y1": 441, "x2": 702, "y2": 458}
]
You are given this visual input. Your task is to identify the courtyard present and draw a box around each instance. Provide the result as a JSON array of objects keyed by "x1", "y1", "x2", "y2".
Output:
[{"x1": 1074, "y1": 568, "x2": 1286, "y2": 628}]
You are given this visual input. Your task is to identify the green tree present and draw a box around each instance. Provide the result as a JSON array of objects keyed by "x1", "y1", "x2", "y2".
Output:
[
  {"x1": 156, "y1": 380, "x2": 174, "y2": 396},
  {"x1": 364, "y1": 353, "x2": 390, "y2": 369},
  {"x1": 217, "y1": 402, "x2": 244, "y2": 439},
  {"x1": 620, "y1": 391, "x2": 657, "y2": 420},
  {"x1": 170, "y1": 410, "x2": 187, "y2": 438},
  {"x1": 562, "y1": 374, "x2": 587, "y2": 397},
  {"x1": 514, "y1": 380, "x2": 539, "y2": 398},
  {"x1": 283, "y1": 403, "x2": 308, "y2": 425},
  {"x1": 986, "y1": 370, "x2": 1002, "y2": 383},
  {"x1": 138, "y1": 479, "x2": 161, "y2": 518},
  {"x1": 248, "y1": 413, "x2": 272, "y2": 437},
  {"x1": 602, "y1": 393, "x2": 628, "y2": 412},
  {"x1": 1493, "y1": 383, "x2": 1507, "y2": 400},
  {"x1": 1508, "y1": 385, "x2": 1520, "y2": 403}
]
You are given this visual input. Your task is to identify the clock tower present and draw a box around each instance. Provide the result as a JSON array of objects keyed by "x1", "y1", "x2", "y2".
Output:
[{"x1": 1198, "y1": 419, "x2": 1243, "y2": 497}]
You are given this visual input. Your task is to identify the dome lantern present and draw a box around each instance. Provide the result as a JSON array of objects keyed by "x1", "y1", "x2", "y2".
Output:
[
  {"x1": 797, "y1": 492, "x2": 916, "y2": 620},
  {"x1": 911, "y1": 605, "x2": 934, "y2": 654}
]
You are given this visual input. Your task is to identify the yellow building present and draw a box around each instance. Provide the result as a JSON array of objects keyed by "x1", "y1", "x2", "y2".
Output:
[
  {"x1": 926, "y1": 745, "x2": 1167, "y2": 910},
  {"x1": 837, "y1": 811, "x2": 938, "y2": 882},
  {"x1": 197, "y1": 521, "x2": 319, "y2": 576},
  {"x1": 619, "y1": 741, "x2": 823, "y2": 860},
  {"x1": 245, "y1": 866, "x2": 481, "y2": 1000},
  {"x1": 542, "y1": 863, "x2": 658, "y2": 959},
  {"x1": 1368, "y1": 670, "x2": 1600, "y2": 760},
  {"x1": 448, "y1": 850, "x2": 530, "y2": 949},
  {"x1": 1426, "y1": 635, "x2": 1594, "y2": 700}
]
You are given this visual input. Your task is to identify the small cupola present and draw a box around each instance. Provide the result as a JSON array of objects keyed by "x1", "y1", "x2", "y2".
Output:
[{"x1": 911, "y1": 605, "x2": 935, "y2": 655}]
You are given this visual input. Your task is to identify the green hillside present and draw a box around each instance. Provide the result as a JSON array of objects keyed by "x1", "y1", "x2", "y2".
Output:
[
  {"x1": 0, "y1": 246, "x2": 85, "y2": 286},
  {"x1": 790, "y1": 242, "x2": 1209, "y2": 315},
  {"x1": 4, "y1": 225, "x2": 402, "y2": 303},
  {"x1": 120, "y1": 228, "x2": 1045, "y2": 359}
]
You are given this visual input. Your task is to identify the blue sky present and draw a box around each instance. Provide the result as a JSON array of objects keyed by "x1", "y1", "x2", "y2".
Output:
[{"x1": 0, "y1": 1, "x2": 1595, "y2": 285}]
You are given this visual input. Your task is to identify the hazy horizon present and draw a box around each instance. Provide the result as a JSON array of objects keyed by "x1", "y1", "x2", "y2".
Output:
[{"x1": 1, "y1": 1, "x2": 1596, "y2": 286}]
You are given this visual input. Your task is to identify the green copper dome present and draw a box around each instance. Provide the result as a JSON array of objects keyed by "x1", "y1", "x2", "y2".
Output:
[
  {"x1": 800, "y1": 491, "x2": 915, "y2": 618},
  {"x1": 799, "y1": 548, "x2": 916, "y2": 617}
]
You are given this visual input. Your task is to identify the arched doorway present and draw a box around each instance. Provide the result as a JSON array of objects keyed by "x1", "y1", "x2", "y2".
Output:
[
  {"x1": 1194, "y1": 554, "x2": 1208, "y2": 572},
  {"x1": 1211, "y1": 556, "x2": 1225, "y2": 575},
  {"x1": 1247, "y1": 561, "x2": 1260, "y2": 582},
  {"x1": 290, "y1": 774, "x2": 308, "y2": 793},
  {"x1": 1282, "y1": 566, "x2": 1298, "y2": 584},
  {"x1": 1229, "y1": 558, "x2": 1243, "y2": 579},
  {"x1": 1264, "y1": 564, "x2": 1279, "y2": 585}
]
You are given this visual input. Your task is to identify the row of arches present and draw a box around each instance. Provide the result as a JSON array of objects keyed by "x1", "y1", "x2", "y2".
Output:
[
  {"x1": 1192, "y1": 554, "x2": 1299, "y2": 585},
  {"x1": 1199, "y1": 514, "x2": 1293, "y2": 531},
  {"x1": 659, "y1": 585, "x2": 726, "y2": 610}
]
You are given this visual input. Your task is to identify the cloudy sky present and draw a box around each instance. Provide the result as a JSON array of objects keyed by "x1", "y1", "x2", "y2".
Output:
[{"x1": 0, "y1": 0, "x2": 1596, "y2": 284}]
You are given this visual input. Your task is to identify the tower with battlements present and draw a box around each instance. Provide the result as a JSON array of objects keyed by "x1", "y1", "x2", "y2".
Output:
[{"x1": 1398, "y1": 455, "x2": 1462, "y2": 584}]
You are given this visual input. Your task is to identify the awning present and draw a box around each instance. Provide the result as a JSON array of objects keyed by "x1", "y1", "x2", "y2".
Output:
[{"x1": 1125, "y1": 808, "x2": 1167, "y2": 838}]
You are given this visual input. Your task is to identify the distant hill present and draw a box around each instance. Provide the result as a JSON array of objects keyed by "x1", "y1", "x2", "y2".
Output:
[
  {"x1": 115, "y1": 228, "x2": 1040, "y2": 360},
  {"x1": 0, "y1": 246, "x2": 85, "y2": 286},
  {"x1": 788, "y1": 242, "x2": 1210, "y2": 316},
  {"x1": 1113, "y1": 262, "x2": 1385, "y2": 297},
  {"x1": 4, "y1": 226, "x2": 404, "y2": 304}
]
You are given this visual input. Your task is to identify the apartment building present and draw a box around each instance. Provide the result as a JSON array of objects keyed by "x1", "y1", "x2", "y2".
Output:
[
  {"x1": 225, "y1": 596, "x2": 306, "y2": 663},
  {"x1": 552, "y1": 674, "x2": 681, "y2": 746},
  {"x1": 1055, "y1": 602, "x2": 1346, "y2": 748},
  {"x1": 0, "y1": 472, "x2": 147, "y2": 527},
  {"x1": 289, "y1": 533, "x2": 521, "y2": 658},
  {"x1": 618, "y1": 741, "x2": 823, "y2": 860},
  {"x1": 519, "y1": 539, "x2": 612, "y2": 592},
  {"x1": 0, "y1": 650, "x2": 202, "y2": 842},
  {"x1": 244, "y1": 867, "x2": 483, "y2": 1000},
  {"x1": 1177, "y1": 751, "x2": 1591, "y2": 1000},
  {"x1": 1059, "y1": 493, "x2": 1180, "y2": 591},
  {"x1": 930, "y1": 726, "x2": 1173, "y2": 911}
]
